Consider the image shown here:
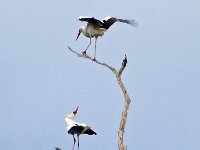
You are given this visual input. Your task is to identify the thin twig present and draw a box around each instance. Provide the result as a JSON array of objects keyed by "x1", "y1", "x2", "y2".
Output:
[{"x1": 68, "y1": 46, "x2": 117, "y2": 74}]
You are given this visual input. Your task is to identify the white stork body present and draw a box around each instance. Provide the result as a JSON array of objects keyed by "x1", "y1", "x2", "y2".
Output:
[
  {"x1": 76, "y1": 16, "x2": 137, "y2": 60},
  {"x1": 80, "y1": 26, "x2": 105, "y2": 38},
  {"x1": 65, "y1": 107, "x2": 96, "y2": 150}
]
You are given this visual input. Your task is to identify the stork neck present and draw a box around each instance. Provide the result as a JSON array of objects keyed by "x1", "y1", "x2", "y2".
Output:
[
  {"x1": 80, "y1": 26, "x2": 90, "y2": 37},
  {"x1": 65, "y1": 117, "x2": 75, "y2": 126},
  {"x1": 82, "y1": 29, "x2": 89, "y2": 37}
]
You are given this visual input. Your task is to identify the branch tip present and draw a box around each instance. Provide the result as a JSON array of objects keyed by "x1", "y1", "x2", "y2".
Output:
[{"x1": 122, "y1": 55, "x2": 128, "y2": 67}]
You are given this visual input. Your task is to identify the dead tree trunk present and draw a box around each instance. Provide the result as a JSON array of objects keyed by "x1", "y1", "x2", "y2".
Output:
[{"x1": 68, "y1": 47, "x2": 131, "y2": 150}]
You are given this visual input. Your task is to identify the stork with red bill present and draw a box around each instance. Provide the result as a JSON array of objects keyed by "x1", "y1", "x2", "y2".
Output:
[
  {"x1": 76, "y1": 16, "x2": 137, "y2": 61},
  {"x1": 65, "y1": 107, "x2": 96, "y2": 150}
]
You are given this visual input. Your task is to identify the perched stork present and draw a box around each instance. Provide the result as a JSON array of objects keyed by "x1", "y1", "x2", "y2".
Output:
[
  {"x1": 65, "y1": 107, "x2": 97, "y2": 150},
  {"x1": 76, "y1": 16, "x2": 137, "y2": 60}
]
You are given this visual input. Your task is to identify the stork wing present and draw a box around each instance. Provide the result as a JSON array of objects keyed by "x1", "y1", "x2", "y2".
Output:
[
  {"x1": 102, "y1": 17, "x2": 137, "y2": 29},
  {"x1": 78, "y1": 16, "x2": 104, "y2": 27},
  {"x1": 118, "y1": 19, "x2": 138, "y2": 27},
  {"x1": 68, "y1": 125, "x2": 84, "y2": 135},
  {"x1": 68, "y1": 124, "x2": 96, "y2": 135},
  {"x1": 84, "y1": 128, "x2": 97, "y2": 135},
  {"x1": 102, "y1": 17, "x2": 118, "y2": 29}
]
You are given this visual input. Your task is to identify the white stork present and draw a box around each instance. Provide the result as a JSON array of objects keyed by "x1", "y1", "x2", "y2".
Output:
[
  {"x1": 76, "y1": 16, "x2": 137, "y2": 60},
  {"x1": 65, "y1": 107, "x2": 97, "y2": 150}
]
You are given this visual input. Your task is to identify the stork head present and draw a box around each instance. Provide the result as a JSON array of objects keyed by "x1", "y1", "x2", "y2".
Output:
[
  {"x1": 73, "y1": 106, "x2": 79, "y2": 115},
  {"x1": 76, "y1": 27, "x2": 84, "y2": 41},
  {"x1": 65, "y1": 106, "x2": 79, "y2": 119}
]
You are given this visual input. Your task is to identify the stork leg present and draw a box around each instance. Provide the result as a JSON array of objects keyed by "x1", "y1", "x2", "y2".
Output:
[
  {"x1": 77, "y1": 135, "x2": 80, "y2": 150},
  {"x1": 82, "y1": 37, "x2": 92, "y2": 55},
  {"x1": 72, "y1": 135, "x2": 76, "y2": 150},
  {"x1": 93, "y1": 37, "x2": 97, "y2": 61}
]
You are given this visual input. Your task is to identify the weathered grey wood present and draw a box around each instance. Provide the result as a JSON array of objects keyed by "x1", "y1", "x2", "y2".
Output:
[{"x1": 68, "y1": 47, "x2": 131, "y2": 150}]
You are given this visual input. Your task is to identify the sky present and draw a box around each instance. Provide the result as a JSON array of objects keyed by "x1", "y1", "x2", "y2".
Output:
[{"x1": 0, "y1": 0, "x2": 200, "y2": 149}]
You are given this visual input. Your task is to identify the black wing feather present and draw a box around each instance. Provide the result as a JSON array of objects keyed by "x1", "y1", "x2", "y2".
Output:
[
  {"x1": 102, "y1": 17, "x2": 118, "y2": 29},
  {"x1": 118, "y1": 19, "x2": 138, "y2": 27},
  {"x1": 68, "y1": 125, "x2": 97, "y2": 135},
  {"x1": 68, "y1": 125, "x2": 84, "y2": 135},
  {"x1": 84, "y1": 128, "x2": 97, "y2": 135},
  {"x1": 79, "y1": 17, "x2": 104, "y2": 27},
  {"x1": 102, "y1": 17, "x2": 137, "y2": 29}
]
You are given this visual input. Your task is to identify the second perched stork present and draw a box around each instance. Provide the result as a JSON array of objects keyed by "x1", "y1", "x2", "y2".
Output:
[
  {"x1": 76, "y1": 16, "x2": 137, "y2": 60},
  {"x1": 65, "y1": 107, "x2": 97, "y2": 150}
]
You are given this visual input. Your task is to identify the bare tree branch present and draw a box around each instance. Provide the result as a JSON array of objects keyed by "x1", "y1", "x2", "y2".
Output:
[
  {"x1": 68, "y1": 46, "x2": 131, "y2": 150},
  {"x1": 118, "y1": 55, "x2": 127, "y2": 77},
  {"x1": 68, "y1": 46, "x2": 117, "y2": 74}
]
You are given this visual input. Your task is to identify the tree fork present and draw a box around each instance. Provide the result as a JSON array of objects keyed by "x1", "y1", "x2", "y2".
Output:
[{"x1": 68, "y1": 47, "x2": 131, "y2": 150}]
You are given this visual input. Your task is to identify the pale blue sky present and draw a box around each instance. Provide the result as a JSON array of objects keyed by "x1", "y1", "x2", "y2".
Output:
[{"x1": 0, "y1": 0, "x2": 200, "y2": 150}]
